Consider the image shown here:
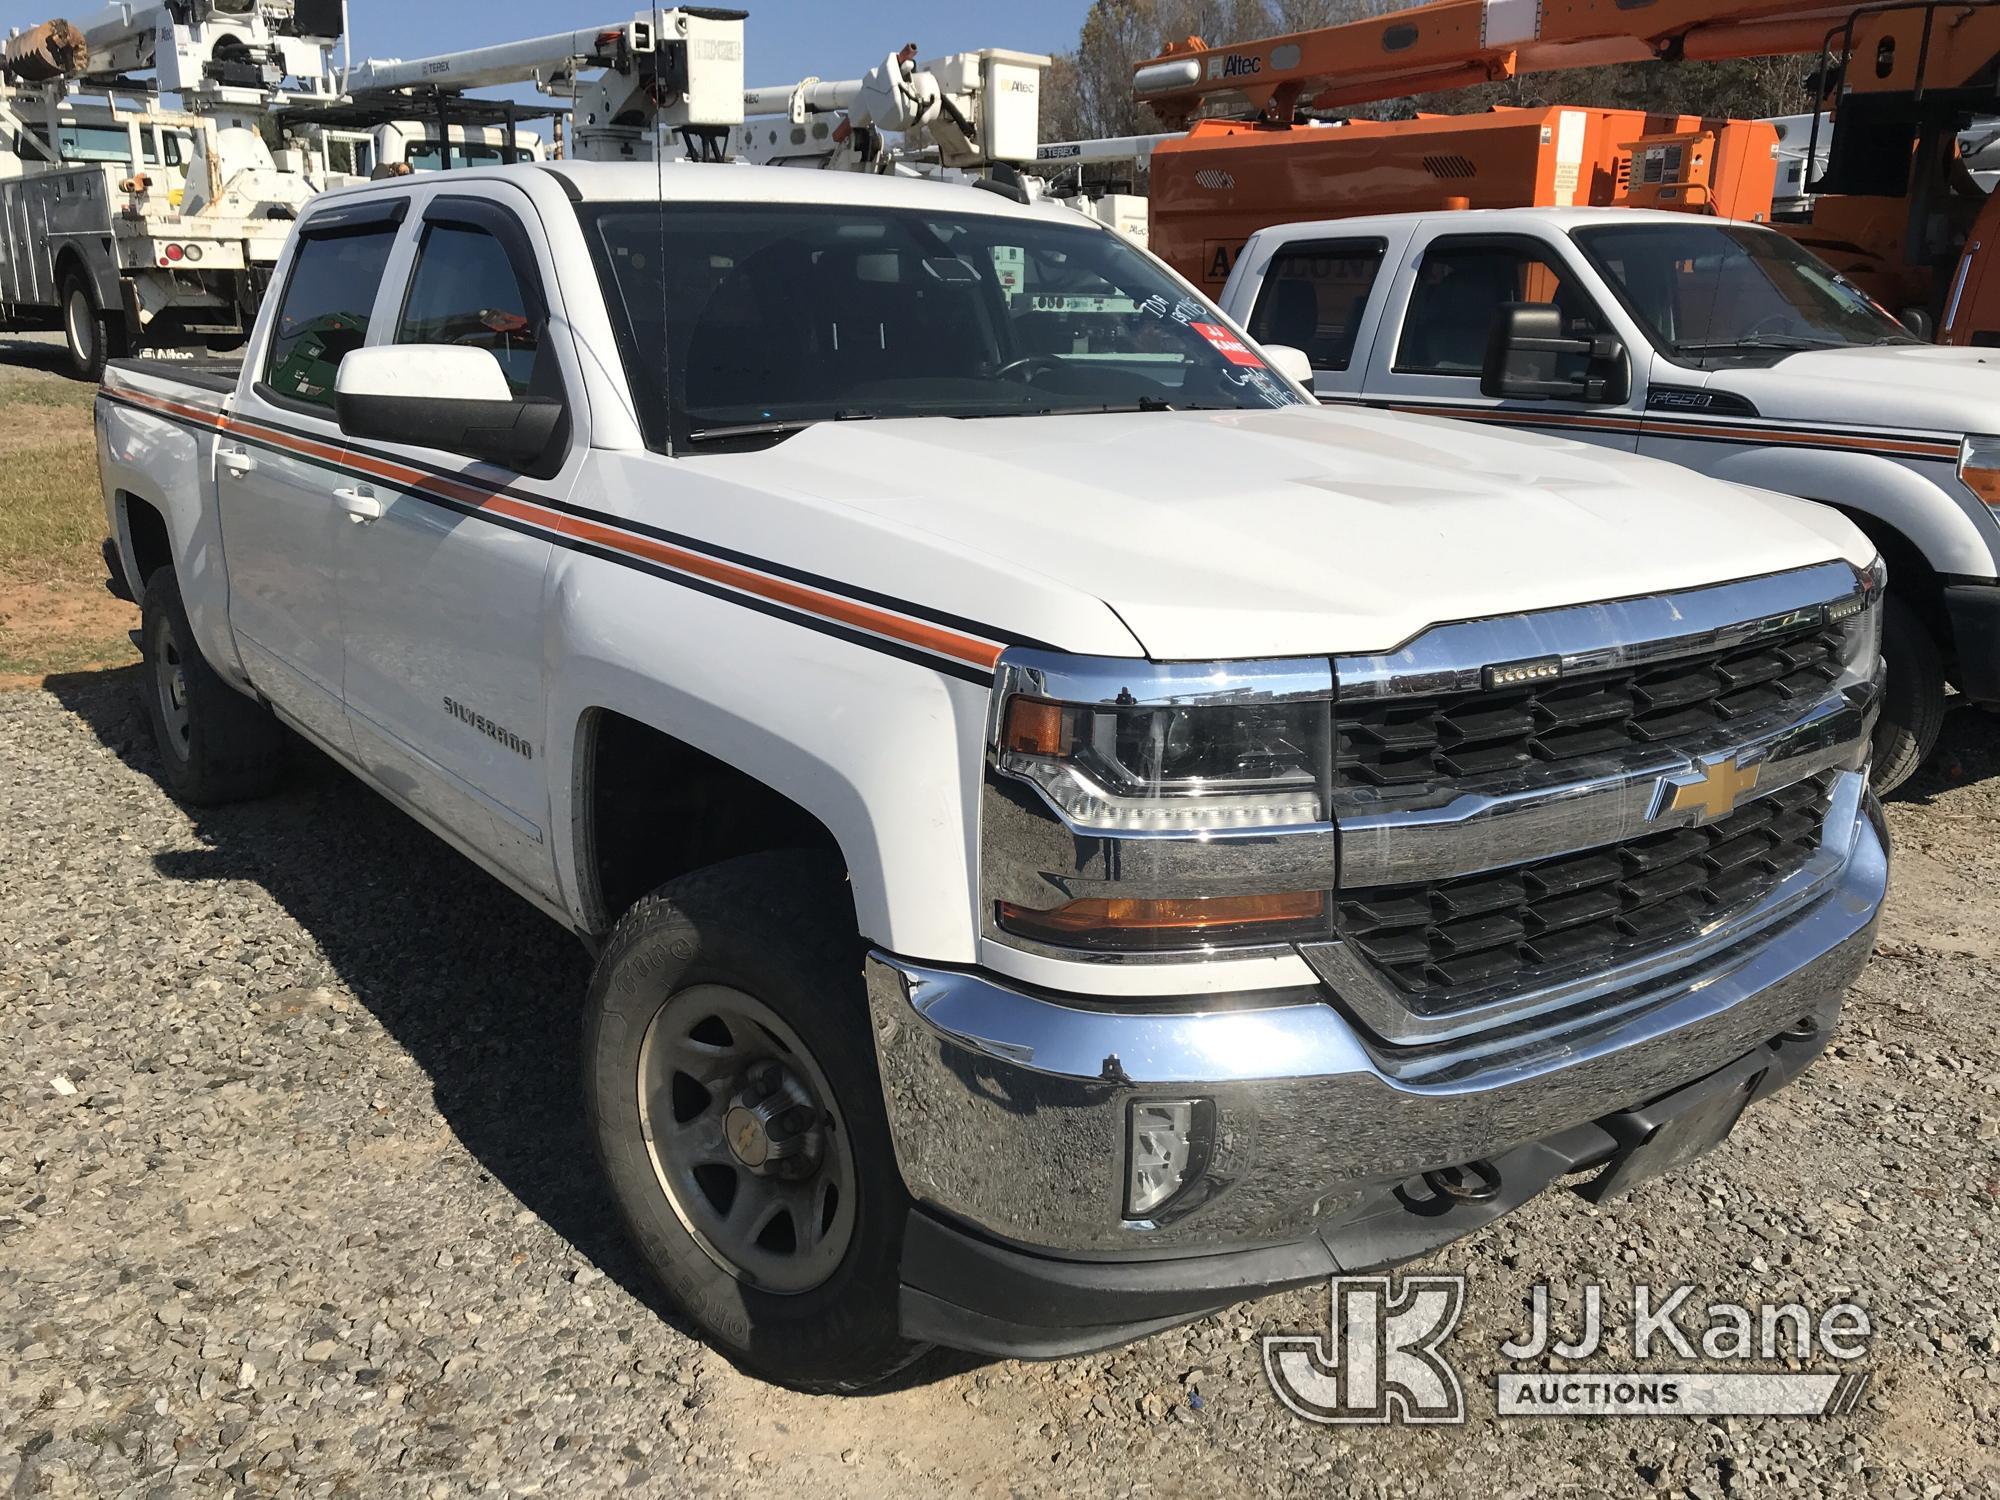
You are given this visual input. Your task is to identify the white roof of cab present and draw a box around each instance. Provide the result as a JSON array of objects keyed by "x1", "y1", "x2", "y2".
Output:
[
  {"x1": 1254, "y1": 205, "x2": 1775, "y2": 238},
  {"x1": 301, "y1": 158, "x2": 1071, "y2": 225},
  {"x1": 549, "y1": 159, "x2": 1056, "y2": 219}
]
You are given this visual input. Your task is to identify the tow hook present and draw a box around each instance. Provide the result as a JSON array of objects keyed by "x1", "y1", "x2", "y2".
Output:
[{"x1": 1424, "y1": 1160, "x2": 1503, "y2": 1204}]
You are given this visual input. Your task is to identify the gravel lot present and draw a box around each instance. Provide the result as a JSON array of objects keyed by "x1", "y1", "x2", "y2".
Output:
[{"x1": 3, "y1": 663, "x2": 1999, "y2": 1497}]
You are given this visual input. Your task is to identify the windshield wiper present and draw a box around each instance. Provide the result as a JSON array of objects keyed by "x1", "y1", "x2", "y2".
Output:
[
  {"x1": 685, "y1": 410, "x2": 876, "y2": 444},
  {"x1": 1673, "y1": 336, "x2": 1837, "y2": 355}
]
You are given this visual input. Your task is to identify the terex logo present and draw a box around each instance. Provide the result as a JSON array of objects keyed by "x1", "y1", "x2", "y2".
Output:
[{"x1": 1206, "y1": 53, "x2": 1263, "y2": 81}]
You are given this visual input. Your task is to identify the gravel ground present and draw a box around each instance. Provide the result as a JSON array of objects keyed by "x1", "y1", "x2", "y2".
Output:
[{"x1": 3, "y1": 671, "x2": 1998, "y2": 1499}]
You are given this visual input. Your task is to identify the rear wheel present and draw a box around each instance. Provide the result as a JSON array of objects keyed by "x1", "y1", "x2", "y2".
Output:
[
  {"x1": 1871, "y1": 595, "x2": 1946, "y2": 795},
  {"x1": 583, "y1": 853, "x2": 926, "y2": 1393},
  {"x1": 139, "y1": 567, "x2": 286, "y2": 805},
  {"x1": 60, "y1": 266, "x2": 126, "y2": 382}
]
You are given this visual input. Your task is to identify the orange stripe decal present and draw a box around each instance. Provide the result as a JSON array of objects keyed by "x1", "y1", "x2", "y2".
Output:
[
  {"x1": 102, "y1": 384, "x2": 1006, "y2": 671},
  {"x1": 1372, "y1": 398, "x2": 1958, "y2": 459}
]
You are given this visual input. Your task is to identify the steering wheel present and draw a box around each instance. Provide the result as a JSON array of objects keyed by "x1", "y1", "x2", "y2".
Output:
[
  {"x1": 1747, "y1": 314, "x2": 1803, "y2": 338},
  {"x1": 991, "y1": 354, "x2": 1065, "y2": 383}
]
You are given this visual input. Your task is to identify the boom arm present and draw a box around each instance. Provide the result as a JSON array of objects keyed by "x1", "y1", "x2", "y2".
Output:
[{"x1": 1135, "y1": 0, "x2": 2000, "y2": 125}]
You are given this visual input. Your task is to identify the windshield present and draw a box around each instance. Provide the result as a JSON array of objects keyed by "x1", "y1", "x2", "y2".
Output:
[
  {"x1": 1572, "y1": 221, "x2": 1916, "y2": 360},
  {"x1": 580, "y1": 202, "x2": 1305, "y2": 449},
  {"x1": 27, "y1": 122, "x2": 184, "y2": 167},
  {"x1": 405, "y1": 140, "x2": 522, "y2": 170}
]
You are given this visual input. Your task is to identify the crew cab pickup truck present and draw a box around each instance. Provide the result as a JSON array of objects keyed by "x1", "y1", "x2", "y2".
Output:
[
  {"x1": 1221, "y1": 206, "x2": 2000, "y2": 791},
  {"x1": 98, "y1": 163, "x2": 1889, "y2": 1392}
]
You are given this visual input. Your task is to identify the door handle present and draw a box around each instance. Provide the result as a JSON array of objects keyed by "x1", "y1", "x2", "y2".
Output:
[
  {"x1": 219, "y1": 448, "x2": 255, "y2": 477},
  {"x1": 333, "y1": 485, "x2": 383, "y2": 524}
]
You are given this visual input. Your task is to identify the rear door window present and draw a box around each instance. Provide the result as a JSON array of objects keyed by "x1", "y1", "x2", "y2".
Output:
[
  {"x1": 264, "y1": 217, "x2": 401, "y2": 410},
  {"x1": 1245, "y1": 239, "x2": 1385, "y2": 371}
]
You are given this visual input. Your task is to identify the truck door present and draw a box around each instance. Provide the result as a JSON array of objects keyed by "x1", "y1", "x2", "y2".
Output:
[
  {"x1": 333, "y1": 187, "x2": 571, "y2": 904},
  {"x1": 220, "y1": 196, "x2": 407, "y2": 750},
  {"x1": 1364, "y1": 229, "x2": 1648, "y2": 454},
  {"x1": 1234, "y1": 231, "x2": 1403, "y2": 400}
]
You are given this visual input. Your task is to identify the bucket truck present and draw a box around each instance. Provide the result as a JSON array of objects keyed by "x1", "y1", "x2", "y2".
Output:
[{"x1": 2, "y1": 1, "x2": 344, "y2": 377}]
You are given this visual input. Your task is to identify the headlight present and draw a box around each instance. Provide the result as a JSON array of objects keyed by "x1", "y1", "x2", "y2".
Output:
[
  {"x1": 986, "y1": 654, "x2": 1336, "y2": 953},
  {"x1": 1830, "y1": 554, "x2": 1887, "y2": 688},
  {"x1": 998, "y1": 692, "x2": 1329, "y2": 832},
  {"x1": 1961, "y1": 435, "x2": 2000, "y2": 507}
]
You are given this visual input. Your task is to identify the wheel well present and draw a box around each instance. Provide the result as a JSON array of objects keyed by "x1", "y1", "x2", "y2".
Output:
[
  {"x1": 53, "y1": 247, "x2": 88, "y2": 296},
  {"x1": 1824, "y1": 504, "x2": 1946, "y2": 642},
  {"x1": 578, "y1": 709, "x2": 847, "y2": 934},
  {"x1": 121, "y1": 494, "x2": 172, "y2": 594}
]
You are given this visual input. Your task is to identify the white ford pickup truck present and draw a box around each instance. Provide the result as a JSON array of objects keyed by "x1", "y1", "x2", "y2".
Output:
[
  {"x1": 1220, "y1": 206, "x2": 2000, "y2": 791},
  {"x1": 98, "y1": 162, "x2": 1889, "y2": 1392}
]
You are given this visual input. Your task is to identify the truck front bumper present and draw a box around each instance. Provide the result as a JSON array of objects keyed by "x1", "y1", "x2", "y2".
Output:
[{"x1": 869, "y1": 779, "x2": 1887, "y2": 1359}]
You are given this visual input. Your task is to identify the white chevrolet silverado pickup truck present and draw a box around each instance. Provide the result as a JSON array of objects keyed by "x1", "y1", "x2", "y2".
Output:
[
  {"x1": 1220, "y1": 206, "x2": 2000, "y2": 791},
  {"x1": 97, "y1": 162, "x2": 1889, "y2": 1392}
]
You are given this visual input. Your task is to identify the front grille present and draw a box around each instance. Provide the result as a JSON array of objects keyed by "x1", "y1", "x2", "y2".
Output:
[
  {"x1": 1335, "y1": 774, "x2": 1835, "y2": 1011},
  {"x1": 1335, "y1": 621, "x2": 1845, "y2": 790}
]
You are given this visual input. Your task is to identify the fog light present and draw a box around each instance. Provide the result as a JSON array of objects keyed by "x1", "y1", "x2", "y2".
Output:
[{"x1": 1126, "y1": 1098, "x2": 1212, "y2": 1220}]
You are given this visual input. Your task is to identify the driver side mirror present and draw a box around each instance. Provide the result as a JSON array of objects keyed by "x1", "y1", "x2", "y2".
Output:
[
  {"x1": 1481, "y1": 303, "x2": 1630, "y2": 404},
  {"x1": 335, "y1": 345, "x2": 565, "y2": 471}
]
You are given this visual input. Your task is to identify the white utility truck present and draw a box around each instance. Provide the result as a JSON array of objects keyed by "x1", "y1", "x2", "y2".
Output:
[
  {"x1": 1220, "y1": 206, "x2": 2000, "y2": 791},
  {"x1": 98, "y1": 159, "x2": 1889, "y2": 1389},
  {"x1": 0, "y1": 4, "x2": 346, "y2": 378}
]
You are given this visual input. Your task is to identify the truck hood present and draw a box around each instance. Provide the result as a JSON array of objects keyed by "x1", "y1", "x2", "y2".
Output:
[
  {"x1": 729, "y1": 405, "x2": 1873, "y2": 661},
  {"x1": 1705, "y1": 342, "x2": 2000, "y2": 436}
]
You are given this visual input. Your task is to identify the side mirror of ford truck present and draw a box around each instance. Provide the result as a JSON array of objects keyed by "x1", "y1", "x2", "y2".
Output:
[
  {"x1": 1481, "y1": 302, "x2": 1630, "y2": 405},
  {"x1": 335, "y1": 345, "x2": 565, "y2": 473}
]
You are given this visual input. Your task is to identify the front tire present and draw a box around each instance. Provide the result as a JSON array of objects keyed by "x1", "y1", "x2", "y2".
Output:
[
  {"x1": 583, "y1": 853, "x2": 926, "y2": 1393},
  {"x1": 60, "y1": 266, "x2": 126, "y2": 382},
  {"x1": 1871, "y1": 595, "x2": 1946, "y2": 795},
  {"x1": 139, "y1": 567, "x2": 286, "y2": 805}
]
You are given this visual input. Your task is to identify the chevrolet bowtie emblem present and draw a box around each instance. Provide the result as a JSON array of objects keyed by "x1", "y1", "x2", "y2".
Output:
[{"x1": 1658, "y1": 755, "x2": 1764, "y2": 825}]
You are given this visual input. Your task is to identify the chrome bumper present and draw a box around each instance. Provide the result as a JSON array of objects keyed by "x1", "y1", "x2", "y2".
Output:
[{"x1": 868, "y1": 776, "x2": 1887, "y2": 1255}]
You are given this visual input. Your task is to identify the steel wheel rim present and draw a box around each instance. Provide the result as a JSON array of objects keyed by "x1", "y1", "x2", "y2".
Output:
[
  {"x1": 635, "y1": 983, "x2": 857, "y2": 1295},
  {"x1": 153, "y1": 621, "x2": 191, "y2": 752},
  {"x1": 65, "y1": 287, "x2": 94, "y2": 366}
]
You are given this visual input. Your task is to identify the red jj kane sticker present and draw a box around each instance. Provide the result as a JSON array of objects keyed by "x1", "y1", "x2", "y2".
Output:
[{"x1": 1191, "y1": 321, "x2": 1267, "y2": 367}]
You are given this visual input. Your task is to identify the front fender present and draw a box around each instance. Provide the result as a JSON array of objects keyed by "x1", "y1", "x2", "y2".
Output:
[
  {"x1": 1644, "y1": 437, "x2": 1999, "y2": 580},
  {"x1": 542, "y1": 551, "x2": 991, "y2": 961}
]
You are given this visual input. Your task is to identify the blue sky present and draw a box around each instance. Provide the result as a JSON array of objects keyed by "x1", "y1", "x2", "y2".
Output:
[{"x1": 334, "y1": 1, "x2": 1087, "y2": 94}]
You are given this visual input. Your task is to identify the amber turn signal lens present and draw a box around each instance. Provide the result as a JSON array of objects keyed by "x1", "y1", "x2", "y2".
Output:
[
  {"x1": 1964, "y1": 462, "x2": 2000, "y2": 507},
  {"x1": 998, "y1": 891, "x2": 1327, "y2": 951},
  {"x1": 1003, "y1": 696, "x2": 1066, "y2": 757}
]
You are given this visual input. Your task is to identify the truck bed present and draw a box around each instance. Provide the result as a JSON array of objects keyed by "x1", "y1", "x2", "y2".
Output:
[{"x1": 107, "y1": 356, "x2": 242, "y2": 397}]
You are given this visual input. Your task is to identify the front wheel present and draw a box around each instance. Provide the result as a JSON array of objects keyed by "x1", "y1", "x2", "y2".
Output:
[
  {"x1": 583, "y1": 853, "x2": 926, "y2": 1392},
  {"x1": 1871, "y1": 595, "x2": 1946, "y2": 795}
]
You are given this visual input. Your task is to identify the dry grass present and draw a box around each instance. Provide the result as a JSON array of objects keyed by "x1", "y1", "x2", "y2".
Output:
[{"x1": 0, "y1": 369, "x2": 138, "y2": 684}]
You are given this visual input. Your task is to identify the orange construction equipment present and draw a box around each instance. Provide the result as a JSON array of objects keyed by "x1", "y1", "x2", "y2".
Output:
[
  {"x1": 1152, "y1": 107, "x2": 1779, "y2": 289},
  {"x1": 1134, "y1": 0, "x2": 2000, "y2": 335}
]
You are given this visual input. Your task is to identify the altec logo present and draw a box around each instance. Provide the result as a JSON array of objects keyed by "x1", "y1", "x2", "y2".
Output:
[{"x1": 1207, "y1": 53, "x2": 1263, "y2": 80}]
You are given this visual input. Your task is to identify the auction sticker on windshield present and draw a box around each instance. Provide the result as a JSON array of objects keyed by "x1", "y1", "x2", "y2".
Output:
[{"x1": 1190, "y1": 321, "x2": 1267, "y2": 367}]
